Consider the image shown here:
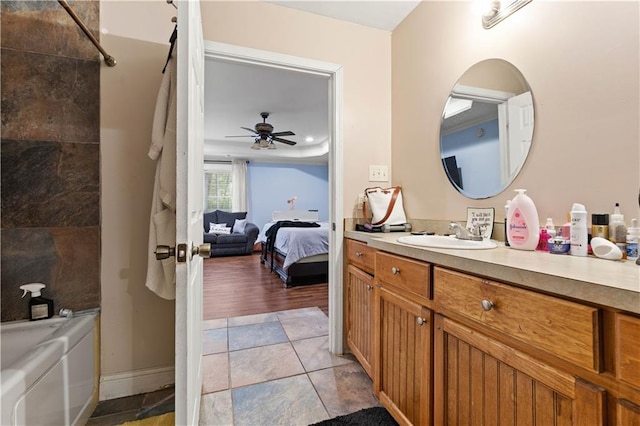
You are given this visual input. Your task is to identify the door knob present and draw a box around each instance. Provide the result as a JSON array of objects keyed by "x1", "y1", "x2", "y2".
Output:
[
  {"x1": 155, "y1": 243, "x2": 209, "y2": 262},
  {"x1": 155, "y1": 245, "x2": 175, "y2": 260},
  {"x1": 192, "y1": 243, "x2": 211, "y2": 258}
]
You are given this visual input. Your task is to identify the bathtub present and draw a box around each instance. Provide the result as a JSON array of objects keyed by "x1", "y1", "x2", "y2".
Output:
[{"x1": 1, "y1": 311, "x2": 99, "y2": 425}]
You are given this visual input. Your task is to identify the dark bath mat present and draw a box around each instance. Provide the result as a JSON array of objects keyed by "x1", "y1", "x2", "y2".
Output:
[{"x1": 309, "y1": 406, "x2": 399, "y2": 426}]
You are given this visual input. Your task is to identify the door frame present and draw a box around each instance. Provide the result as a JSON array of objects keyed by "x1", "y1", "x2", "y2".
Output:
[{"x1": 203, "y1": 41, "x2": 345, "y2": 353}]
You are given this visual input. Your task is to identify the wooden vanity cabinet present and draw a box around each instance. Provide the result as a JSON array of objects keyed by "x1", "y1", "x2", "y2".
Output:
[
  {"x1": 434, "y1": 314, "x2": 606, "y2": 425},
  {"x1": 344, "y1": 237, "x2": 640, "y2": 425},
  {"x1": 433, "y1": 266, "x2": 614, "y2": 425},
  {"x1": 345, "y1": 264, "x2": 374, "y2": 377},
  {"x1": 345, "y1": 239, "x2": 376, "y2": 377},
  {"x1": 374, "y1": 252, "x2": 432, "y2": 426}
]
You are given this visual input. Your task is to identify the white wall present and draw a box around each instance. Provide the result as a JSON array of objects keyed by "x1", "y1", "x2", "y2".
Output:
[{"x1": 392, "y1": 1, "x2": 640, "y2": 225}]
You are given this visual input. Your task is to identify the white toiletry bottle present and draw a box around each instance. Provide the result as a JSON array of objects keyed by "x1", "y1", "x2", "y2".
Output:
[
  {"x1": 19, "y1": 283, "x2": 54, "y2": 321},
  {"x1": 570, "y1": 203, "x2": 588, "y2": 256},
  {"x1": 506, "y1": 189, "x2": 540, "y2": 250}
]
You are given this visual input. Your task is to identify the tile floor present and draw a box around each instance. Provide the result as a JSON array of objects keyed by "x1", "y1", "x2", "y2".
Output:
[
  {"x1": 199, "y1": 306, "x2": 381, "y2": 425},
  {"x1": 88, "y1": 307, "x2": 380, "y2": 425}
]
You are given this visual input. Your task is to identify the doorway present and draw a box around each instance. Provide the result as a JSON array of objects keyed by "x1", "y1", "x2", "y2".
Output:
[{"x1": 203, "y1": 41, "x2": 344, "y2": 353}]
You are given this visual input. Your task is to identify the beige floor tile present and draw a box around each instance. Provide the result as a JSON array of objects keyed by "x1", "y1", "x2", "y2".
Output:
[
  {"x1": 308, "y1": 362, "x2": 381, "y2": 418},
  {"x1": 292, "y1": 335, "x2": 355, "y2": 372},
  {"x1": 200, "y1": 390, "x2": 233, "y2": 426},
  {"x1": 228, "y1": 312, "x2": 278, "y2": 327},
  {"x1": 202, "y1": 353, "x2": 229, "y2": 395},
  {"x1": 203, "y1": 318, "x2": 228, "y2": 330},
  {"x1": 280, "y1": 313, "x2": 328, "y2": 341},
  {"x1": 230, "y1": 342, "x2": 305, "y2": 388}
]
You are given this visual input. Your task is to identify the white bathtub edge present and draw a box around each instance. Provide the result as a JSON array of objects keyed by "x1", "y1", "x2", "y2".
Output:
[{"x1": 99, "y1": 365, "x2": 175, "y2": 401}]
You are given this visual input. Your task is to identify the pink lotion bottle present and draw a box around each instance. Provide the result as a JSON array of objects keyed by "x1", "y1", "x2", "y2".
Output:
[{"x1": 506, "y1": 189, "x2": 540, "y2": 250}]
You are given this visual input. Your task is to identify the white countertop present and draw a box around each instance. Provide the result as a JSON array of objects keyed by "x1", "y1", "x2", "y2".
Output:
[{"x1": 345, "y1": 231, "x2": 640, "y2": 315}]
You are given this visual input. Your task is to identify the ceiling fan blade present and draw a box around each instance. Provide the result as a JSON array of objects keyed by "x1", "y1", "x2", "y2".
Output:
[
  {"x1": 271, "y1": 131, "x2": 295, "y2": 137},
  {"x1": 272, "y1": 137, "x2": 297, "y2": 146},
  {"x1": 240, "y1": 127, "x2": 258, "y2": 134},
  {"x1": 225, "y1": 135, "x2": 254, "y2": 138}
]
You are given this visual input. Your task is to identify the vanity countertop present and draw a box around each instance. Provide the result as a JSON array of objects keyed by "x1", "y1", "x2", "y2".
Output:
[{"x1": 345, "y1": 230, "x2": 640, "y2": 315}]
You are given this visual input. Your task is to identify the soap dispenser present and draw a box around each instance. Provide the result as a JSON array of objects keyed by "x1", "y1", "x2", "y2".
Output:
[{"x1": 19, "y1": 283, "x2": 54, "y2": 321}]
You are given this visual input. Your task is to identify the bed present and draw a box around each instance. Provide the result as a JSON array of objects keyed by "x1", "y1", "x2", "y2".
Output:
[{"x1": 258, "y1": 211, "x2": 329, "y2": 287}]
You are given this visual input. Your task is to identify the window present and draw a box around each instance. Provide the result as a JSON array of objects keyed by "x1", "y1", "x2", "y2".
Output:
[{"x1": 204, "y1": 163, "x2": 231, "y2": 212}]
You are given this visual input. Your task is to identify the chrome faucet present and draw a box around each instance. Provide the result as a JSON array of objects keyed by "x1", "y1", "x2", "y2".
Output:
[{"x1": 449, "y1": 222, "x2": 484, "y2": 241}]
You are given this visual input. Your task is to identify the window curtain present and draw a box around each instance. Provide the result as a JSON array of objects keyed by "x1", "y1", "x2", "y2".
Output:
[{"x1": 231, "y1": 160, "x2": 247, "y2": 212}]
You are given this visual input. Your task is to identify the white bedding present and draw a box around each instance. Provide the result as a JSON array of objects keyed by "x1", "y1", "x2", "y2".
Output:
[{"x1": 259, "y1": 221, "x2": 329, "y2": 270}]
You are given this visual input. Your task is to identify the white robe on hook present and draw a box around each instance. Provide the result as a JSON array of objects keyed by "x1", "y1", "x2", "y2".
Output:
[{"x1": 144, "y1": 46, "x2": 177, "y2": 300}]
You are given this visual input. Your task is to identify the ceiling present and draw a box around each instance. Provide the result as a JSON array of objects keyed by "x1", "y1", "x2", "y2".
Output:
[{"x1": 203, "y1": 1, "x2": 421, "y2": 164}]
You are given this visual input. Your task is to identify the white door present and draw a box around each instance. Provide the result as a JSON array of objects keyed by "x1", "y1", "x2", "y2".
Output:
[
  {"x1": 506, "y1": 91, "x2": 534, "y2": 177},
  {"x1": 175, "y1": 0, "x2": 205, "y2": 424}
]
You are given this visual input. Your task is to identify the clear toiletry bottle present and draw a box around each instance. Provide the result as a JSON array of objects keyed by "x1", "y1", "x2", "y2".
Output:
[
  {"x1": 627, "y1": 218, "x2": 639, "y2": 260},
  {"x1": 609, "y1": 203, "x2": 627, "y2": 258},
  {"x1": 19, "y1": 283, "x2": 54, "y2": 321},
  {"x1": 544, "y1": 218, "x2": 556, "y2": 238}
]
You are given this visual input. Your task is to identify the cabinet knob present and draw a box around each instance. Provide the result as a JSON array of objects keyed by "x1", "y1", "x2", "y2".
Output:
[
  {"x1": 391, "y1": 267, "x2": 400, "y2": 275},
  {"x1": 366, "y1": 284, "x2": 373, "y2": 291},
  {"x1": 416, "y1": 317, "x2": 426, "y2": 325},
  {"x1": 481, "y1": 299, "x2": 495, "y2": 311},
  {"x1": 355, "y1": 252, "x2": 363, "y2": 257}
]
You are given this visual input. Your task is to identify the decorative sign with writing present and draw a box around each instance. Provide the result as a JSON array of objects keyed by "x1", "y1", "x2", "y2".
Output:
[{"x1": 466, "y1": 208, "x2": 495, "y2": 239}]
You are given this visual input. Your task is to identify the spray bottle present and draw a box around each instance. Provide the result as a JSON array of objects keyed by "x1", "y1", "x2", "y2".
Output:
[{"x1": 19, "y1": 283, "x2": 54, "y2": 321}]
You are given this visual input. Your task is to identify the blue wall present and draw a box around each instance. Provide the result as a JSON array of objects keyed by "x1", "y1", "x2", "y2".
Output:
[
  {"x1": 247, "y1": 163, "x2": 329, "y2": 234},
  {"x1": 441, "y1": 119, "x2": 501, "y2": 197}
]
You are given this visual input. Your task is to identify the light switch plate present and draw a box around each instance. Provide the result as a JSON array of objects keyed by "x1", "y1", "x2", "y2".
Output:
[{"x1": 369, "y1": 165, "x2": 389, "y2": 182}]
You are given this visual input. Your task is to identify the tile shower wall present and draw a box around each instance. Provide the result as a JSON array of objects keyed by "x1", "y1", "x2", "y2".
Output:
[{"x1": 1, "y1": 1, "x2": 101, "y2": 321}]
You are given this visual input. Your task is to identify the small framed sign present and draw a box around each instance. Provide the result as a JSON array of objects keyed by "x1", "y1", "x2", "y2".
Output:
[{"x1": 466, "y1": 207, "x2": 495, "y2": 239}]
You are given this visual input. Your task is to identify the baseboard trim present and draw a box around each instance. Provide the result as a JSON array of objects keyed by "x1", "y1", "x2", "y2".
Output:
[{"x1": 99, "y1": 366, "x2": 175, "y2": 401}]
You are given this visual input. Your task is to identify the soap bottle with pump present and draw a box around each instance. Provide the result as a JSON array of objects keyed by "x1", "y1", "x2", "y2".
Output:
[
  {"x1": 506, "y1": 189, "x2": 540, "y2": 250},
  {"x1": 19, "y1": 283, "x2": 54, "y2": 321},
  {"x1": 570, "y1": 203, "x2": 588, "y2": 256}
]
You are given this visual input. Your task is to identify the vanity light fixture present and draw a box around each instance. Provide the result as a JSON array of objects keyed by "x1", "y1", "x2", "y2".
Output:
[{"x1": 482, "y1": 0, "x2": 532, "y2": 29}]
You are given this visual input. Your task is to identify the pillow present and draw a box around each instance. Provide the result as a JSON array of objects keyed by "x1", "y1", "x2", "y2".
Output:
[
  {"x1": 232, "y1": 218, "x2": 248, "y2": 234},
  {"x1": 217, "y1": 211, "x2": 247, "y2": 230},
  {"x1": 209, "y1": 223, "x2": 228, "y2": 234}
]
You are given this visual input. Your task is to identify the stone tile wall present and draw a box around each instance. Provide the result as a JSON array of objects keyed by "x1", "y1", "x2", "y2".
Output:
[{"x1": 1, "y1": 1, "x2": 101, "y2": 321}]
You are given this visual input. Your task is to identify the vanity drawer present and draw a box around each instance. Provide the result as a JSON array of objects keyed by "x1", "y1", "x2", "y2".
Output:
[
  {"x1": 434, "y1": 267, "x2": 600, "y2": 371},
  {"x1": 346, "y1": 239, "x2": 376, "y2": 274},
  {"x1": 616, "y1": 313, "x2": 640, "y2": 389},
  {"x1": 375, "y1": 251, "x2": 431, "y2": 300}
]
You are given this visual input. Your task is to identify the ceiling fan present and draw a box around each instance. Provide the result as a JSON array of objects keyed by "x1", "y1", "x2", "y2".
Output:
[{"x1": 225, "y1": 112, "x2": 297, "y2": 149}]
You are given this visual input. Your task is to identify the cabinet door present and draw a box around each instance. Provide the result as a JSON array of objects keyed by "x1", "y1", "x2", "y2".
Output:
[
  {"x1": 374, "y1": 286, "x2": 431, "y2": 426},
  {"x1": 346, "y1": 264, "x2": 374, "y2": 377},
  {"x1": 434, "y1": 315, "x2": 606, "y2": 426},
  {"x1": 617, "y1": 399, "x2": 640, "y2": 425}
]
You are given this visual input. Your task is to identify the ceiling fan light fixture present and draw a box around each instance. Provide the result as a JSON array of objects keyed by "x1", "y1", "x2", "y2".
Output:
[
  {"x1": 251, "y1": 140, "x2": 261, "y2": 150},
  {"x1": 258, "y1": 137, "x2": 270, "y2": 148},
  {"x1": 267, "y1": 141, "x2": 277, "y2": 150}
]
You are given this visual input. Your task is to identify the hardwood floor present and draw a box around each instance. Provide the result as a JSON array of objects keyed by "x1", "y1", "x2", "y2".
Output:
[{"x1": 203, "y1": 253, "x2": 329, "y2": 320}]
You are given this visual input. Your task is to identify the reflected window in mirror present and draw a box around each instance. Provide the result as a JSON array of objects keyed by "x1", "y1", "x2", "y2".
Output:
[{"x1": 440, "y1": 58, "x2": 534, "y2": 199}]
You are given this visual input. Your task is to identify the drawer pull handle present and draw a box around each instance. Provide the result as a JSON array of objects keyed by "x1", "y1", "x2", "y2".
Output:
[
  {"x1": 366, "y1": 284, "x2": 373, "y2": 291},
  {"x1": 416, "y1": 317, "x2": 426, "y2": 325},
  {"x1": 481, "y1": 299, "x2": 495, "y2": 311},
  {"x1": 355, "y1": 252, "x2": 363, "y2": 257},
  {"x1": 391, "y1": 267, "x2": 400, "y2": 275}
]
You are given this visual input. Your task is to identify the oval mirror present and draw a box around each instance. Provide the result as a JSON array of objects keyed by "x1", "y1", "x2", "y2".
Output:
[{"x1": 440, "y1": 59, "x2": 534, "y2": 199}]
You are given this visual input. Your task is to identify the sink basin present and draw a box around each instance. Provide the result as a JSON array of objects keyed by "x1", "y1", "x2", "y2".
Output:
[{"x1": 397, "y1": 234, "x2": 497, "y2": 250}]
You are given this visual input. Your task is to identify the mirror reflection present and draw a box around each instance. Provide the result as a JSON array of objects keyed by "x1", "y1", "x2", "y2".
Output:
[{"x1": 440, "y1": 59, "x2": 534, "y2": 199}]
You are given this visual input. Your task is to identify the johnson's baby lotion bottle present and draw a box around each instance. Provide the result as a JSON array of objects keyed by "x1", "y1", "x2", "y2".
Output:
[{"x1": 506, "y1": 189, "x2": 540, "y2": 250}]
